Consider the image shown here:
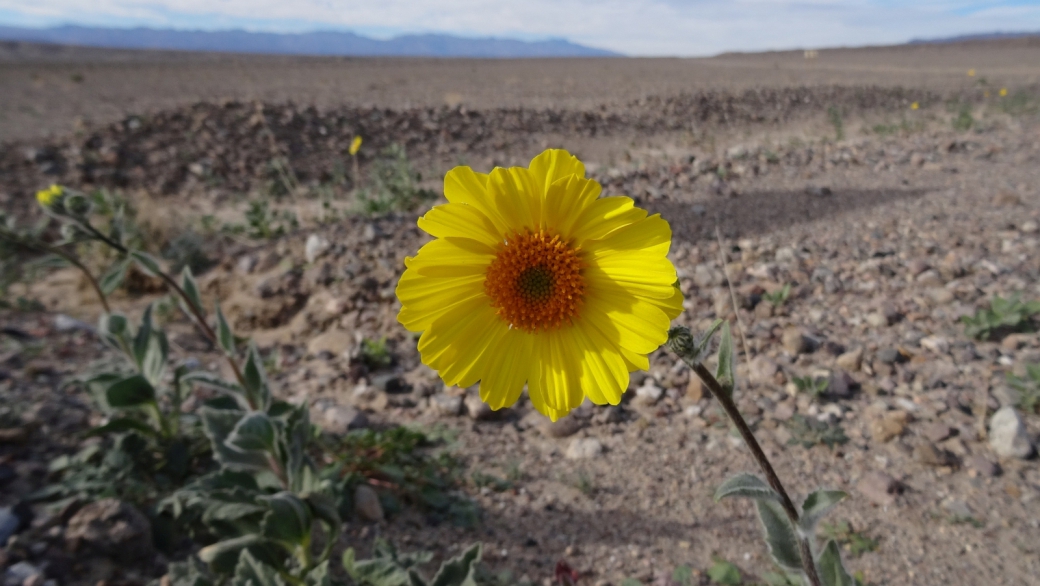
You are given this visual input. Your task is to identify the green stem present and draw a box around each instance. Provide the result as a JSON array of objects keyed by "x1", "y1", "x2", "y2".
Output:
[{"x1": 668, "y1": 326, "x2": 822, "y2": 586}]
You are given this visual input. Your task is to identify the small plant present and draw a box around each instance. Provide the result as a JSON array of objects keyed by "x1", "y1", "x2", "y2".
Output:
[
  {"x1": 343, "y1": 539, "x2": 481, "y2": 586},
  {"x1": 762, "y1": 284, "x2": 792, "y2": 307},
  {"x1": 820, "y1": 521, "x2": 879, "y2": 558},
  {"x1": 668, "y1": 322, "x2": 858, "y2": 586},
  {"x1": 226, "y1": 196, "x2": 299, "y2": 239},
  {"x1": 707, "y1": 557, "x2": 742, "y2": 585},
  {"x1": 355, "y1": 144, "x2": 436, "y2": 215},
  {"x1": 961, "y1": 294, "x2": 1040, "y2": 340},
  {"x1": 360, "y1": 337, "x2": 393, "y2": 370},
  {"x1": 1007, "y1": 364, "x2": 1040, "y2": 413},
  {"x1": 827, "y1": 107, "x2": 845, "y2": 141},
  {"x1": 792, "y1": 375, "x2": 829, "y2": 399},
  {"x1": 952, "y1": 104, "x2": 974, "y2": 131},
  {"x1": 785, "y1": 415, "x2": 849, "y2": 449}
]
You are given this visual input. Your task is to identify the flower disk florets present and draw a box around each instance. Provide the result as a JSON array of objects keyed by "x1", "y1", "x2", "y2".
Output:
[{"x1": 484, "y1": 230, "x2": 585, "y2": 333}]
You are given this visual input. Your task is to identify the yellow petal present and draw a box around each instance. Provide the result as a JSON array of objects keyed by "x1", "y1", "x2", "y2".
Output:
[
  {"x1": 571, "y1": 196, "x2": 648, "y2": 244},
  {"x1": 573, "y1": 322, "x2": 628, "y2": 405},
  {"x1": 405, "y1": 237, "x2": 495, "y2": 278},
  {"x1": 648, "y1": 285, "x2": 685, "y2": 320},
  {"x1": 487, "y1": 167, "x2": 541, "y2": 233},
  {"x1": 528, "y1": 149, "x2": 586, "y2": 195},
  {"x1": 583, "y1": 213, "x2": 672, "y2": 256},
  {"x1": 443, "y1": 166, "x2": 511, "y2": 235},
  {"x1": 583, "y1": 289, "x2": 670, "y2": 354},
  {"x1": 417, "y1": 300, "x2": 502, "y2": 386},
  {"x1": 478, "y1": 330, "x2": 534, "y2": 410},
  {"x1": 543, "y1": 175, "x2": 602, "y2": 239},
  {"x1": 417, "y1": 203, "x2": 502, "y2": 246}
]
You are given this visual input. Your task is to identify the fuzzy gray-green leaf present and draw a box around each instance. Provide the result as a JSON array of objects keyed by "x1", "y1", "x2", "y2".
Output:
[
  {"x1": 181, "y1": 267, "x2": 204, "y2": 317},
  {"x1": 243, "y1": 342, "x2": 270, "y2": 409},
  {"x1": 200, "y1": 407, "x2": 270, "y2": 471},
  {"x1": 227, "y1": 412, "x2": 277, "y2": 453},
  {"x1": 428, "y1": 543, "x2": 481, "y2": 586},
  {"x1": 815, "y1": 540, "x2": 854, "y2": 586},
  {"x1": 261, "y1": 491, "x2": 313, "y2": 546},
  {"x1": 100, "y1": 257, "x2": 131, "y2": 295},
  {"x1": 230, "y1": 549, "x2": 286, "y2": 586},
  {"x1": 715, "y1": 321, "x2": 736, "y2": 396},
  {"x1": 216, "y1": 302, "x2": 236, "y2": 355},
  {"x1": 130, "y1": 250, "x2": 163, "y2": 277},
  {"x1": 198, "y1": 534, "x2": 263, "y2": 565},
  {"x1": 694, "y1": 319, "x2": 725, "y2": 363},
  {"x1": 756, "y1": 499, "x2": 803, "y2": 572},
  {"x1": 105, "y1": 374, "x2": 157, "y2": 408},
  {"x1": 799, "y1": 490, "x2": 848, "y2": 536},
  {"x1": 714, "y1": 473, "x2": 783, "y2": 504}
]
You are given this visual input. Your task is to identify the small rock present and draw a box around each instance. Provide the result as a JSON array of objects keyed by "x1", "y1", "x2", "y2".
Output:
[
  {"x1": 592, "y1": 406, "x2": 624, "y2": 424},
  {"x1": 781, "y1": 327, "x2": 809, "y2": 355},
  {"x1": 541, "y1": 416, "x2": 584, "y2": 438},
  {"x1": 1020, "y1": 220, "x2": 1039, "y2": 234},
  {"x1": 857, "y1": 471, "x2": 901, "y2": 506},
  {"x1": 773, "y1": 402, "x2": 795, "y2": 421},
  {"x1": 865, "y1": 312, "x2": 889, "y2": 328},
  {"x1": 914, "y1": 442, "x2": 956, "y2": 467},
  {"x1": 942, "y1": 498, "x2": 972, "y2": 520},
  {"x1": 749, "y1": 356, "x2": 781, "y2": 386},
  {"x1": 53, "y1": 314, "x2": 92, "y2": 333},
  {"x1": 870, "y1": 410, "x2": 910, "y2": 443},
  {"x1": 236, "y1": 255, "x2": 258, "y2": 274},
  {"x1": 928, "y1": 288, "x2": 955, "y2": 305},
  {"x1": 65, "y1": 499, "x2": 153, "y2": 563},
  {"x1": 322, "y1": 405, "x2": 369, "y2": 434},
  {"x1": 464, "y1": 394, "x2": 496, "y2": 420},
  {"x1": 922, "y1": 422, "x2": 953, "y2": 443},
  {"x1": 988, "y1": 406, "x2": 1034, "y2": 459},
  {"x1": 5, "y1": 563, "x2": 42, "y2": 586},
  {"x1": 686, "y1": 376, "x2": 704, "y2": 403},
  {"x1": 835, "y1": 347, "x2": 863, "y2": 372},
  {"x1": 826, "y1": 370, "x2": 857, "y2": 400},
  {"x1": 634, "y1": 380, "x2": 664, "y2": 407},
  {"x1": 306, "y1": 330, "x2": 353, "y2": 358},
  {"x1": 354, "y1": 484, "x2": 384, "y2": 522},
  {"x1": 1001, "y1": 333, "x2": 1033, "y2": 351},
  {"x1": 430, "y1": 394, "x2": 463, "y2": 417},
  {"x1": 967, "y1": 455, "x2": 1001, "y2": 477},
  {"x1": 920, "y1": 335, "x2": 950, "y2": 355},
  {"x1": 304, "y1": 234, "x2": 330, "y2": 264},
  {"x1": 0, "y1": 507, "x2": 22, "y2": 546},
  {"x1": 565, "y1": 438, "x2": 604, "y2": 460},
  {"x1": 876, "y1": 348, "x2": 901, "y2": 364}
]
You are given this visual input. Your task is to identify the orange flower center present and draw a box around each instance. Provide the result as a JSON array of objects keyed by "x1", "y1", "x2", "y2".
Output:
[{"x1": 484, "y1": 230, "x2": 585, "y2": 333}]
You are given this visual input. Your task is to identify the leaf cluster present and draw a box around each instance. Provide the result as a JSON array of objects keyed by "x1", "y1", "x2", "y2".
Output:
[
  {"x1": 785, "y1": 415, "x2": 849, "y2": 449},
  {"x1": 342, "y1": 539, "x2": 482, "y2": 586},
  {"x1": 762, "y1": 284, "x2": 792, "y2": 308},
  {"x1": 791, "y1": 376, "x2": 829, "y2": 399},
  {"x1": 356, "y1": 144, "x2": 437, "y2": 216},
  {"x1": 961, "y1": 294, "x2": 1040, "y2": 340},
  {"x1": 1006, "y1": 364, "x2": 1040, "y2": 414}
]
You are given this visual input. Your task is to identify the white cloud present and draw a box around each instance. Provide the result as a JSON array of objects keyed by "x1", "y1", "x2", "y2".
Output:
[{"x1": 1, "y1": 0, "x2": 1039, "y2": 55}]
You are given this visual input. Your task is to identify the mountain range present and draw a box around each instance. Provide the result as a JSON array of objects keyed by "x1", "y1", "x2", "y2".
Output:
[{"x1": 0, "y1": 25, "x2": 621, "y2": 58}]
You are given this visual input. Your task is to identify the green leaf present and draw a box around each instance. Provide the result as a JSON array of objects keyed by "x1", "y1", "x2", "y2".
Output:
[
  {"x1": 261, "y1": 492, "x2": 313, "y2": 546},
  {"x1": 243, "y1": 342, "x2": 270, "y2": 409},
  {"x1": 227, "y1": 412, "x2": 278, "y2": 453},
  {"x1": 200, "y1": 407, "x2": 271, "y2": 471},
  {"x1": 304, "y1": 562, "x2": 331, "y2": 586},
  {"x1": 181, "y1": 267, "x2": 205, "y2": 316},
  {"x1": 230, "y1": 549, "x2": 286, "y2": 586},
  {"x1": 692, "y1": 319, "x2": 725, "y2": 364},
  {"x1": 202, "y1": 502, "x2": 268, "y2": 523},
  {"x1": 707, "y1": 557, "x2": 742, "y2": 585},
  {"x1": 672, "y1": 565, "x2": 694, "y2": 586},
  {"x1": 198, "y1": 534, "x2": 264, "y2": 565},
  {"x1": 183, "y1": 371, "x2": 247, "y2": 400},
  {"x1": 714, "y1": 473, "x2": 783, "y2": 504},
  {"x1": 429, "y1": 543, "x2": 481, "y2": 586},
  {"x1": 756, "y1": 499, "x2": 803, "y2": 572},
  {"x1": 216, "y1": 302, "x2": 236, "y2": 355},
  {"x1": 715, "y1": 321, "x2": 736, "y2": 396},
  {"x1": 166, "y1": 557, "x2": 216, "y2": 586},
  {"x1": 99, "y1": 257, "x2": 132, "y2": 295},
  {"x1": 105, "y1": 374, "x2": 157, "y2": 408},
  {"x1": 86, "y1": 417, "x2": 158, "y2": 437},
  {"x1": 816, "y1": 540, "x2": 855, "y2": 586},
  {"x1": 306, "y1": 493, "x2": 343, "y2": 562},
  {"x1": 130, "y1": 250, "x2": 163, "y2": 277},
  {"x1": 799, "y1": 490, "x2": 848, "y2": 536},
  {"x1": 343, "y1": 548, "x2": 414, "y2": 586}
]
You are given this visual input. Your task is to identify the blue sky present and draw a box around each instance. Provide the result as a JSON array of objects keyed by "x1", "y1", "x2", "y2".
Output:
[{"x1": 1, "y1": 0, "x2": 1039, "y2": 56}]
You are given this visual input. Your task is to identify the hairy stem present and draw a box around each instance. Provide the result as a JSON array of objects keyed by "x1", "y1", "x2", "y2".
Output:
[
  {"x1": 82, "y1": 221, "x2": 256, "y2": 410},
  {"x1": 668, "y1": 327, "x2": 822, "y2": 586}
]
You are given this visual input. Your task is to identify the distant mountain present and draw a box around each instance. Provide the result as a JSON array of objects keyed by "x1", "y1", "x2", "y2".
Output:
[
  {"x1": 0, "y1": 25, "x2": 621, "y2": 58},
  {"x1": 909, "y1": 31, "x2": 1040, "y2": 44}
]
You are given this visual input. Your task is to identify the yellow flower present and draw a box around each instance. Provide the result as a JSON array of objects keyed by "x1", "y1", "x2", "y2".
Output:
[
  {"x1": 396, "y1": 149, "x2": 682, "y2": 420},
  {"x1": 967, "y1": 69, "x2": 975, "y2": 77},
  {"x1": 35, "y1": 184, "x2": 63, "y2": 206},
  {"x1": 1000, "y1": 87, "x2": 1008, "y2": 97},
  {"x1": 910, "y1": 102, "x2": 919, "y2": 110},
  {"x1": 349, "y1": 136, "x2": 363, "y2": 156}
]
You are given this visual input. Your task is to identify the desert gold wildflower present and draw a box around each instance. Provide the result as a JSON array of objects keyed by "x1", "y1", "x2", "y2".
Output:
[
  {"x1": 36, "y1": 184, "x2": 63, "y2": 206},
  {"x1": 396, "y1": 149, "x2": 682, "y2": 420},
  {"x1": 1000, "y1": 87, "x2": 1008, "y2": 97},
  {"x1": 349, "y1": 136, "x2": 363, "y2": 156},
  {"x1": 968, "y1": 68, "x2": 976, "y2": 77},
  {"x1": 910, "y1": 102, "x2": 919, "y2": 110}
]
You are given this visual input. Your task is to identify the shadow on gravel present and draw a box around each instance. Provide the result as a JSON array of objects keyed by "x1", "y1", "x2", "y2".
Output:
[{"x1": 647, "y1": 187, "x2": 931, "y2": 243}]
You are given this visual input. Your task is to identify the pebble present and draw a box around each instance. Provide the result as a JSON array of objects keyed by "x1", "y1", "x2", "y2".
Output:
[
  {"x1": 4, "y1": 562, "x2": 41, "y2": 586},
  {"x1": 464, "y1": 394, "x2": 496, "y2": 420},
  {"x1": 0, "y1": 507, "x2": 21, "y2": 546},
  {"x1": 914, "y1": 442, "x2": 956, "y2": 467},
  {"x1": 541, "y1": 416, "x2": 583, "y2": 438},
  {"x1": 922, "y1": 422, "x2": 953, "y2": 443},
  {"x1": 967, "y1": 455, "x2": 1001, "y2": 477},
  {"x1": 781, "y1": 327, "x2": 809, "y2": 355},
  {"x1": 304, "y1": 233, "x2": 331, "y2": 264},
  {"x1": 988, "y1": 406, "x2": 1034, "y2": 459},
  {"x1": 430, "y1": 394, "x2": 463, "y2": 417},
  {"x1": 565, "y1": 438, "x2": 604, "y2": 460},
  {"x1": 322, "y1": 405, "x2": 369, "y2": 434},
  {"x1": 634, "y1": 380, "x2": 664, "y2": 407},
  {"x1": 749, "y1": 356, "x2": 780, "y2": 386},
  {"x1": 53, "y1": 314, "x2": 92, "y2": 333},
  {"x1": 876, "y1": 348, "x2": 901, "y2": 364},
  {"x1": 65, "y1": 499, "x2": 154, "y2": 563},
  {"x1": 306, "y1": 329, "x2": 353, "y2": 358},
  {"x1": 354, "y1": 484, "x2": 384, "y2": 522},
  {"x1": 870, "y1": 410, "x2": 910, "y2": 442},
  {"x1": 920, "y1": 335, "x2": 950, "y2": 355},
  {"x1": 835, "y1": 347, "x2": 863, "y2": 372},
  {"x1": 857, "y1": 471, "x2": 901, "y2": 506}
]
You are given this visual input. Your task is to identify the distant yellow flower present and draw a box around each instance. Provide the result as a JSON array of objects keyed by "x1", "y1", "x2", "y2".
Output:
[
  {"x1": 1000, "y1": 87, "x2": 1008, "y2": 97},
  {"x1": 967, "y1": 69, "x2": 976, "y2": 77},
  {"x1": 984, "y1": 90, "x2": 991, "y2": 98},
  {"x1": 36, "y1": 184, "x2": 63, "y2": 206},
  {"x1": 349, "y1": 136, "x2": 363, "y2": 156},
  {"x1": 396, "y1": 149, "x2": 682, "y2": 420},
  {"x1": 910, "y1": 102, "x2": 919, "y2": 110}
]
